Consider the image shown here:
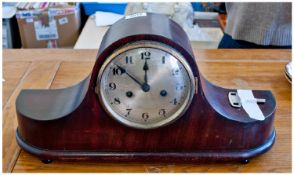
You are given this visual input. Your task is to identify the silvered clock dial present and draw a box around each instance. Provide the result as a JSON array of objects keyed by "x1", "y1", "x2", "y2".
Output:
[{"x1": 96, "y1": 41, "x2": 195, "y2": 129}]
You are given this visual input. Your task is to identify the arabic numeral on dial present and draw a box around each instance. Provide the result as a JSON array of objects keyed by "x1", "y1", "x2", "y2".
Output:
[
  {"x1": 142, "y1": 113, "x2": 149, "y2": 121},
  {"x1": 125, "y1": 109, "x2": 132, "y2": 117},
  {"x1": 171, "y1": 68, "x2": 180, "y2": 76},
  {"x1": 126, "y1": 56, "x2": 133, "y2": 64},
  {"x1": 112, "y1": 67, "x2": 124, "y2": 76},
  {"x1": 108, "y1": 82, "x2": 116, "y2": 90},
  {"x1": 176, "y1": 83, "x2": 184, "y2": 91},
  {"x1": 111, "y1": 97, "x2": 120, "y2": 105},
  {"x1": 173, "y1": 98, "x2": 178, "y2": 105},
  {"x1": 159, "y1": 109, "x2": 166, "y2": 117},
  {"x1": 162, "y1": 56, "x2": 165, "y2": 64},
  {"x1": 141, "y1": 51, "x2": 151, "y2": 60}
]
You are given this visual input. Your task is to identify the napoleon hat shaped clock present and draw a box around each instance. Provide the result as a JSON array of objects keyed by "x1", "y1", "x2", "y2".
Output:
[{"x1": 16, "y1": 13, "x2": 276, "y2": 164}]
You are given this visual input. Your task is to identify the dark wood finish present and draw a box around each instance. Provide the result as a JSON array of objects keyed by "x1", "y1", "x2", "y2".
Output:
[
  {"x1": 4, "y1": 49, "x2": 290, "y2": 172},
  {"x1": 15, "y1": 13, "x2": 276, "y2": 162},
  {"x1": 16, "y1": 128, "x2": 275, "y2": 162}
]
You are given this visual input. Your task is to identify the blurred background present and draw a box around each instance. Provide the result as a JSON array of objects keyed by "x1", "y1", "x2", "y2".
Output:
[{"x1": 2, "y1": 2, "x2": 227, "y2": 49}]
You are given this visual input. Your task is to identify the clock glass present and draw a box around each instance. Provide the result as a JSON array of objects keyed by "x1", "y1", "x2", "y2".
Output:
[{"x1": 97, "y1": 41, "x2": 195, "y2": 129}]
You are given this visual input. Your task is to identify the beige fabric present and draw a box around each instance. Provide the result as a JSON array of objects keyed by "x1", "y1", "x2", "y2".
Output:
[
  {"x1": 125, "y1": 3, "x2": 194, "y2": 29},
  {"x1": 225, "y1": 2, "x2": 292, "y2": 46}
]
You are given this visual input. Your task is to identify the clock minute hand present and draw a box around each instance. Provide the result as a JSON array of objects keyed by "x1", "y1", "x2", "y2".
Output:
[{"x1": 114, "y1": 64, "x2": 144, "y2": 88}]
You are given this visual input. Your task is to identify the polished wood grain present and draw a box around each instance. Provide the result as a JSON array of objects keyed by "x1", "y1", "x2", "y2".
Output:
[
  {"x1": 3, "y1": 49, "x2": 291, "y2": 62},
  {"x1": 3, "y1": 49, "x2": 291, "y2": 173},
  {"x1": 3, "y1": 61, "x2": 61, "y2": 172},
  {"x1": 3, "y1": 62, "x2": 30, "y2": 107}
]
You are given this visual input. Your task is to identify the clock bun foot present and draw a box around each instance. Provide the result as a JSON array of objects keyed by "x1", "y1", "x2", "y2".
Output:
[
  {"x1": 240, "y1": 159, "x2": 250, "y2": 164},
  {"x1": 41, "y1": 159, "x2": 53, "y2": 164}
]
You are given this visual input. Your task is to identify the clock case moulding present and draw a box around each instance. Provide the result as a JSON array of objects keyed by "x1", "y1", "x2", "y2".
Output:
[{"x1": 15, "y1": 13, "x2": 276, "y2": 163}]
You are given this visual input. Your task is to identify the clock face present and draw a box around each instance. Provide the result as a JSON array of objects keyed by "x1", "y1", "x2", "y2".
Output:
[{"x1": 97, "y1": 41, "x2": 195, "y2": 129}]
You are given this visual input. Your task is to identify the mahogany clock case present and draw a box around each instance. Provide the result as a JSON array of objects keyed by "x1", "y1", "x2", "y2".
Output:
[{"x1": 15, "y1": 13, "x2": 276, "y2": 163}]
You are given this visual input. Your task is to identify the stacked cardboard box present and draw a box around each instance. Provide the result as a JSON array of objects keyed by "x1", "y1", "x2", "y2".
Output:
[{"x1": 16, "y1": 2, "x2": 81, "y2": 48}]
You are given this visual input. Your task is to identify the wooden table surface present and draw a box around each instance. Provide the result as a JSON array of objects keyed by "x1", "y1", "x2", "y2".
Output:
[{"x1": 3, "y1": 49, "x2": 291, "y2": 173}]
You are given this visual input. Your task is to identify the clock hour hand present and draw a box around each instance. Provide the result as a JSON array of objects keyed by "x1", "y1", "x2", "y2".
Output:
[
  {"x1": 142, "y1": 59, "x2": 150, "y2": 92},
  {"x1": 143, "y1": 59, "x2": 148, "y2": 84},
  {"x1": 114, "y1": 64, "x2": 150, "y2": 92}
]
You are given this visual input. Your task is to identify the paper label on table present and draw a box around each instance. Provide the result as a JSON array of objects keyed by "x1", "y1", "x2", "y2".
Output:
[
  {"x1": 125, "y1": 13, "x2": 147, "y2": 20},
  {"x1": 95, "y1": 11, "x2": 123, "y2": 26},
  {"x1": 237, "y1": 89, "x2": 265, "y2": 120},
  {"x1": 34, "y1": 20, "x2": 59, "y2": 40}
]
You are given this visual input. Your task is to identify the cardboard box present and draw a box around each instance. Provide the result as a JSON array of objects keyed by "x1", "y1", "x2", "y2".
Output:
[{"x1": 16, "y1": 3, "x2": 81, "y2": 48}]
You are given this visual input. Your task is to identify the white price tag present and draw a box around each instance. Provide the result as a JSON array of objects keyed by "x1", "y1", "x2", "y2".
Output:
[
  {"x1": 125, "y1": 13, "x2": 147, "y2": 20},
  {"x1": 237, "y1": 89, "x2": 265, "y2": 121}
]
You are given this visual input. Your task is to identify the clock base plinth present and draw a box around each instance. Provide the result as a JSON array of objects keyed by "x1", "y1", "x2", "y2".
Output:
[{"x1": 16, "y1": 129, "x2": 275, "y2": 163}]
